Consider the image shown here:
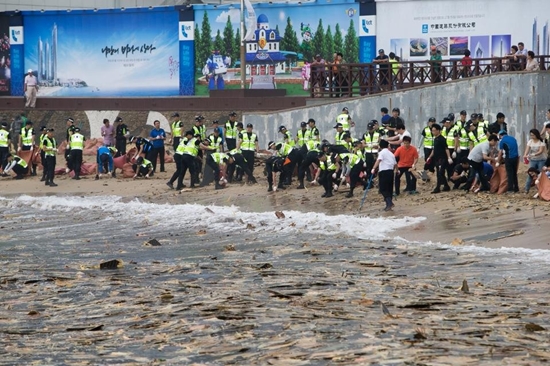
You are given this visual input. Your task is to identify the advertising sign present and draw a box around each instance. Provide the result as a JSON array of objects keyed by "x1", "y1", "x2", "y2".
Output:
[
  {"x1": 23, "y1": 8, "x2": 179, "y2": 97},
  {"x1": 0, "y1": 15, "x2": 12, "y2": 95},
  {"x1": 375, "y1": 0, "x2": 550, "y2": 61}
]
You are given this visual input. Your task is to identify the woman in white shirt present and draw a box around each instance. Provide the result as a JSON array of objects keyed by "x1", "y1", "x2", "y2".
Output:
[
  {"x1": 371, "y1": 139, "x2": 397, "y2": 211},
  {"x1": 525, "y1": 51, "x2": 540, "y2": 72},
  {"x1": 524, "y1": 129, "x2": 547, "y2": 193}
]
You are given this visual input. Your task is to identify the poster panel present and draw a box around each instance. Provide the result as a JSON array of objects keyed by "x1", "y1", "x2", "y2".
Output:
[
  {"x1": 375, "y1": 0, "x2": 550, "y2": 61},
  {"x1": 23, "y1": 8, "x2": 179, "y2": 97},
  {"x1": 0, "y1": 15, "x2": 12, "y2": 95}
]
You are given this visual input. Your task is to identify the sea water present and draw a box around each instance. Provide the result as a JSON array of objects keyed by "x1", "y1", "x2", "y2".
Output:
[{"x1": 1, "y1": 195, "x2": 549, "y2": 364}]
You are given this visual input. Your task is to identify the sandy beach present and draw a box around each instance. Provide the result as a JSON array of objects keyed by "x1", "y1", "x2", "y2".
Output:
[{"x1": 1, "y1": 156, "x2": 548, "y2": 250}]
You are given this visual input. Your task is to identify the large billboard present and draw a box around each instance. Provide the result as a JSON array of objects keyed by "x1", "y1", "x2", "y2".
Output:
[
  {"x1": 375, "y1": 0, "x2": 550, "y2": 61},
  {"x1": 193, "y1": 0, "x2": 359, "y2": 89},
  {"x1": 23, "y1": 8, "x2": 180, "y2": 97},
  {"x1": 0, "y1": 14, "x2": 11, "y2": 95}
]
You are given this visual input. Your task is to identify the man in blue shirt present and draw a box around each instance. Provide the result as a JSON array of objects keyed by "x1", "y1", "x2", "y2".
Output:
[
  {"x1": 95, "y1": 146, "x2": 117, "y2": 179},
  {"x1": 149, "y1": 120, "x2": 166, "y2": 175},
  {"x1": 497, "y1": 130, "x2": 519, "y2": 193}
]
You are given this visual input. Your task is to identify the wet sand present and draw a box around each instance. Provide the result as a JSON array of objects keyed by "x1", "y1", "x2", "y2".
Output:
[{"x1": 1, "y1": 157, "x2": 548, "y2": 250}]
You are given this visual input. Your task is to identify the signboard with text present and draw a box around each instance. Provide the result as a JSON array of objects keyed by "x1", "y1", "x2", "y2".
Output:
[
  {"x1": 375, "y1": 0, "x2": 550, "y2": 61},
  {"x1": 22, "y1": 8, "x2": 179, "y2": 97}
]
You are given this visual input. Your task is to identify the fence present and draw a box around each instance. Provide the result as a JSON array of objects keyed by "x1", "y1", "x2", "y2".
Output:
[{"x1": 309, "y1": 56, "x2": 550, "y2": 98}]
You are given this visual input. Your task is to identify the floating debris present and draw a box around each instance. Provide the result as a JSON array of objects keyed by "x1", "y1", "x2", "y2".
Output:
[{"x1": 99, "y1": 259, "x2": 123, "y2": 270}]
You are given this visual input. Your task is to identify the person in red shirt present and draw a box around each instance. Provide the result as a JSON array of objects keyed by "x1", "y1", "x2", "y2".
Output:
[
  {"x1": 460, "y1": 49, "x2": 472, "y2": 78},
  {"x1": 393, "y1": 135, "x2": 419, "y2": 195}
]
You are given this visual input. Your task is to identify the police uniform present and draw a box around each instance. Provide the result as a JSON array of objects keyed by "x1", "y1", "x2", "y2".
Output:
[
  {"x1": 224, "y1": 113, "x2": 238, "y2": 151},
  {"x1": 115, "y1": 117, "x2": 128, "y2": 156},
  {"x1": 318, "y1": 153, "x2": 338, "y2": 197},
  {"x1": 38, "y1": 127, "x2": 48, "y2": 181},
  {"x1": 265, "y1": 155, "x2": 285, "y2": 192},
  {"x1": 133, "y1": 157, "x2": 153, "y2": 178},
  {"x1": 226, "y1": 148, "x2": 257, "y2": 184},
  {"x1": 170, "y1": 113, "x2": 183, "y2": 150},
  {"x1": 0, "y1": 123, "x2": 11, "y2": 172},
  {"x1": 298, "y1": 139, "x2": 320, "y2": 188},
  {"x1": 42, "y1": 130, "x2": 58, "y2": 186},
  {"x1": 238, "y1": 124, "x2": 258, "y2": 182},
  {"x1": 69, "y1": 128, "x2": 85, "y2": 179},
  {"x1": 206, "y1": 152, "x2": 230, "y2": 189},
  {"x1": 4, "y1": 154, "x2": 28, "y2": 179}
]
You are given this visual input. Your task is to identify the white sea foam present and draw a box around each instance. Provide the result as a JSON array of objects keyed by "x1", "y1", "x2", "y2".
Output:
[{"x1": 3, "y1": 195, "x2": 425, "y2": 241}]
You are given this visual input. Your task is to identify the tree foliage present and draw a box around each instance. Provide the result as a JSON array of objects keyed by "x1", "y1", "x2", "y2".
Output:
[
  {"x1": 333, "y1": 23, "x2": 343, "y2": 57},
  {"x1": 199, "y1": 12, "x2": 213, "y2": 66},
  {"x1": 280, "y1": 17, "x2": 300, "y2": 53},
  {"x1": 344, "y1": 19, "x2": 359, "y2": 63},
  {"x1": 311, "y1": 19, "x2": 326, "y2": 60},
  {"x1": 324, "y1": 26, "x2": 335, "y2": 61},
  {"x1": 223, "y1": 16, "x2": 237, "y2": 63}
]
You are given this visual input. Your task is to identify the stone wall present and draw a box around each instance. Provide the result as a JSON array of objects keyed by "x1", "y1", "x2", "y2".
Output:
[{"x1": 244, "y1": 72, "x2": 550, "y2": 152}]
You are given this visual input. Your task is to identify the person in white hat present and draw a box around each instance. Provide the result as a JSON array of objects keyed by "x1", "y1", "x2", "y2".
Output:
[{"x1": 24, "y1": 69, "x2": 38, "y2": 108}]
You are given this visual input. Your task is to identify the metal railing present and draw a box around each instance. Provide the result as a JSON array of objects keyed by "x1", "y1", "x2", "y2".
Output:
[{"x1": 309, "y1": 55, "x2": 550, "y2": 98}]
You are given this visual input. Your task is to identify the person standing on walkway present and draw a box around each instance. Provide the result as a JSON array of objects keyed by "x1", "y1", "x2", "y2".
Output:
[
  {"x1": 101, "y1": 119, "x2": 115, "y2": 147},
  {"x1": 237, "y1": 123, "x2": 259, "y2": 184},
  {"x1": 24, "y1": 69, "x2": 38, "y2": 108},
  {"x1": 69, "y1": 127, "x2": 85, "y2": 180},
  {"x1": 42, "y1": 128, "x2": 58, "y2": 187}
]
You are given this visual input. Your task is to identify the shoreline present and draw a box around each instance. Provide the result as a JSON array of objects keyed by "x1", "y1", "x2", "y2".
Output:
[{"x1": 2, "y1": 159, "x2": 549, "y2": 251}]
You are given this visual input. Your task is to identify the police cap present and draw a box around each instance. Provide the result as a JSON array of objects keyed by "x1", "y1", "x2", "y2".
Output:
[
  {"x1": 278, "y1": 125, "x2": 286, "y2": 132},
  {"x1": 300, "y1": 121, "x2": 307, "y2": 127},
  {"x1": 246, "y1": 123, "x2": 253, "y2": 128},
  {"x1": 115, "y1": 117, "x2": 123, "y2": 122}
]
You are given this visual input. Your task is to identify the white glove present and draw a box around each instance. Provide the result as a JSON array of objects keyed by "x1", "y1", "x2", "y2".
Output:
[
  {"x1": 535, "y1": 179, "x2": 540, "y2": 185},
  {"x1": 133, "y1": 174, "x2": 137, "y2": 179},
  {"x1": 371, "y1": 169, "x2": 375, "y2": 174},
  {"x1": 363, "y1": 162, "x2": 367, "y2": 168},
  {"x1": 145, "y1": 174, "x2": 150, "y2": 178},
  {"x1": 273, "y1": 186, "x2": 277, "y2": 192},
  {"x1": 495, "y1": 163, "x2": 500, "y2": 168},
  {"x1": 30, "y1": 146, "x2": 33, "y2": 151},
  {"x1": 99, "y1": 174, "x2": 103, "y2": 178},
  {"x1": 447, "y1": 158, "x2": 453, "y2": 165},
  {"x1": 451, "y1": 151, "x2": 457, "y2": 159},
  {"x1": 17, "y1": 147, "x2": 21, "y2": 152},
  {"x1": 332, "y1": 173, "x2": 337, "y2": 179}
]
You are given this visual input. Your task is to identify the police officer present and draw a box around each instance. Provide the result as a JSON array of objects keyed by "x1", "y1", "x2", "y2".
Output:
[
  {"x1": 114, "y1": 117, "x2": 128, "y2": 157},
  {"x1": 42, "y1": 128, "x2": 58, "y2": 187},
  {"x1": 265, "y1": 143, "x2": 286, "y2": 192},
  {"x1": 278, "y1": 125, "x2": 295, "y2": 147},
  {"x1": 421, "y1": 117, "x2": 435, "y2": 176},
  {"x1": 205, "y1": 152, "x2": 234, "y2": 190},
  {"x1": 297, "y1": 139, "x2": 320, "y2": 189},
  {"x1": 18, "y1": 120, "x2": 37, "y2": 176},
  {"x1": 0, "y1": 122, "x2": 12, "y2": 174},
  {"x1": 269, "y1": 140, "x2": 303, "y2": 186},
  {"x1": 3, "y1": 154, "x2": 28, "y2": 179},
  {"x1": 295, "y1": 122, "x2": 309, "y2": 148},
  {"x1": 315, "y1": 151, "x2": 338, "y2": 197},
  {"x1": 226, "y1": 147, "x2": 257, "y2": 184},
  {"x1": 208, "y1": 122, "x2": 224, "y2": 152},
  {"x1": 179, "y1": 132, "x2": 209, "y2": 189},
  {"x1": 69, "y1": 127, "x2": 85, "y2": 180},
  {"x1": 224, "y1": 112, "x2": 239, "y2": 151},
  {"x1": 237, "y1": 123, "x2": 259, "y2": 183},
  {"x1": 38, "y1": 126, "x2": 48, "y2": 181},
  {"x1": 133, "y1": 154, "x2": 153, "y2": 179},
  {"x1": 130, "y1": 136, "x2": 153, "y2": 161},
  {"x1": 362, "y1": 120, "x2": 381, "y2": 186},
  {"x1": 336, "y1": 107, "x2": 355, "y2": 133},
  {"x1": 168, "y1": 112, "x2": 183, "y2": 150},
  {"x1": 306, "y1": 118, "x2": 320, "y2": 142},
  {"x1": 64, "y1": 118, "x2": 76, "y2": 172},
  {"x1": 167, "y1": 130, "x2": 193, "y2": 189}
]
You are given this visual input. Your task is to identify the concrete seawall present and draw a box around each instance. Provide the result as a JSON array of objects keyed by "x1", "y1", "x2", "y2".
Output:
[{"x1": 244, "y1": 72, "x2": 550, "y2": 152}]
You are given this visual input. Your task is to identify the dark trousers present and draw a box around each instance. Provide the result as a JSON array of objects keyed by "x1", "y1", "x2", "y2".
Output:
[
  {"x1": 180, "y1": 154, "x2": 196, "y2": 188},
  {"x1": 13, "y1": 164, "x2": 28, "y2": 178},
  {"x1": 347, "y1": 162, "x2": 364, "y2": 195},
  {"x1": 469, "y1": 160, "x2": 490, "y2": 191},
  {"x1": 423, "y1": 148, "x2": 434, "y2": 172},
  {"x1": 0, "y1": 147, "x2": 9, "y2": 171},
  {"x1": 65, "y1": 147, "x2": 73, "y2": 171},
  {"x1": 241, "y1": 150, "x2": 256, "y2": 182},
  {"x1": 434, "y1": 158, "x2": 450, "y2": 189},
  {"x1": 70, "y1": 149, "x2": 83, "y2": 177},
  {"x1": 319, "y1": 169, "x2": 336, "y2": 194},
  {"x1": 132, "y1": 164, "x2": 151, "y2": 177},
  {"x1": 147, "y1": 146, "x2": 165, "y2": 173},
  {"x1": 298, "y1": 151, "x2": 320, "y2": 185},
  {"x1": 395, "y1": 166, "x2": 416, "y2": 194},
  {"x1": 283, "y1": 149, "x2": 303, "y2": 184},
  {"x1": 115, "y1": 137, "x2": 126, "y2": 157},
  {"x1": 172, "y1": 137, "x2": 181, "y2": 151},
  {"x1": 40, "y1": 151, "x2": 46, "y2": 178},
  {"x1": 228, "y1": 153, "x2": 255, "y2": 183},
  {"x1": 266, "y1": 157, "x2": 284, "y2": 188},
  {"x1": 505, "y1": 156, "x2": 519, "y2": 192},
  {"x1": 45, "y1": 155, "x2": 56, "y2": 183},
  {"x1": 378, "y1": 169, "x2": 394, "y2": 207},
  {"x1": 169, "y1": 154, "x2": 183, "y2": 187},
  {"x1": 363, "y1": 153, "x2": 376, "y2": 187},
  {"x1": 206, "y1": 155, "x2": 221, "y2": 187}
]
